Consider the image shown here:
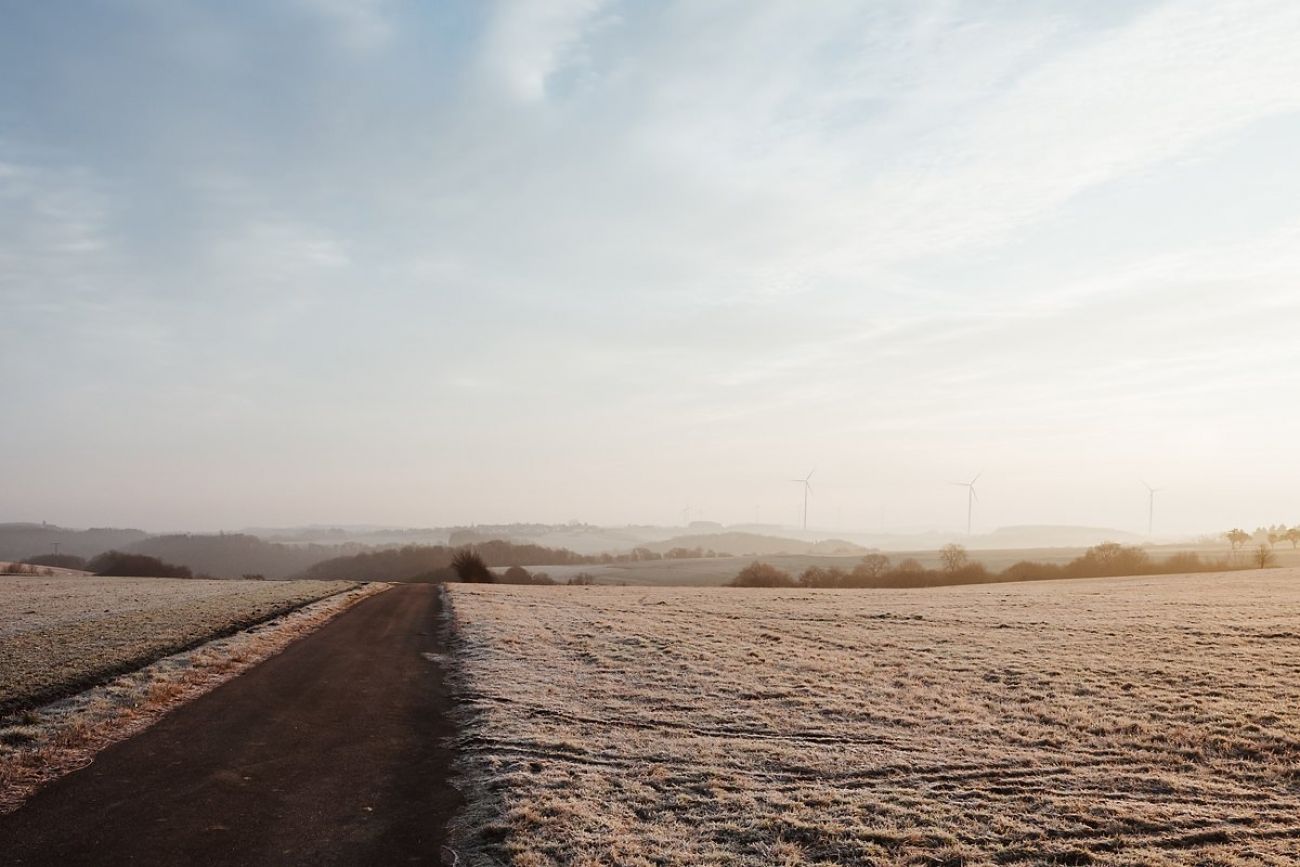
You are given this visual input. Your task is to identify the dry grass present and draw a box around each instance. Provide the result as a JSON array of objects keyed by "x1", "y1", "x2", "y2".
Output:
[
  {"x1": 445, "y1": 570, "x2": 1300, "y2": 866},
  {"x1": 0, "y1": 582, "x2": 388, "y2": 813},
  {"x1": 0, "y1": 575, "x2": 356, "y2": 715}
]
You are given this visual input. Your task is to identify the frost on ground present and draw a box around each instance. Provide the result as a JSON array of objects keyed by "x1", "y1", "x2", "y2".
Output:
[
  {"x1": 446, "y1": 572, "x2": 1300, "y2": 866},
  {"x1": 0, "y1": 581, "x2": 387, "y2": 812},
  {"x1": 0, "y1": 575, "x2": 357, "y2": 715}
]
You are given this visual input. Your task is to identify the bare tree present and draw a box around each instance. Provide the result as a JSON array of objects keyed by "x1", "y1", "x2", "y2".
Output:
[
  {"x1": 1225, "y1": 529, "x2": 1250, "y2": 551},
  {"x1": 1255, "y1": 544, "x2": 1277, "y2": 569},
  {"x1": 939, "y1": 543, "x2": 970, "y2": 573},
  {"x1": 854, "y1": 553, "x2": 891, "y2": 579}
]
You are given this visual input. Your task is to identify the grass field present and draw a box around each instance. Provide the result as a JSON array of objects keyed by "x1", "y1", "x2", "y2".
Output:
[
  {"x1": 0, "y1": 575, "x2": 355, "y2": 715},
  {"x1": 530, "y1": 543, "x2": 1300, "y2": 587},
  {"x1": 446, "y1": 570, "x2": 1300, "y2": 865}
]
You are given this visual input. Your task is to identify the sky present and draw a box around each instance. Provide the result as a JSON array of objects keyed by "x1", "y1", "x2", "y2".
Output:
[{"x1": 3, "y1": 0, "x2": 1300, "y2": 536}]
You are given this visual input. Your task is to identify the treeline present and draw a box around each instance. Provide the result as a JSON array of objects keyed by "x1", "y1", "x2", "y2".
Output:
[
  {"x1": 730, "y1": 543, "x2": 1241, "y2": 589},
  {"x1": 663, "y1": 546, "x2": 727, "y2": 559},
  {"x1": 24, "y1": 553, "x2": 89, "y2": 570},
  {"x1": 124, "y1": 534, "x2": 354, "y2": 580},
  {"x1": 444, "y1": 550, "x2": 596, "y2": 586},
  {"x1": 2, "y1": 553, "x2": 91, "y2": 574},
  {"x1": 2, "y1": 551, "x2": 201, "y2": 579},
  {"x1": 1224, "y1": 526, "x2": 1300, "y2": 549},
  {"x1": 0, "y1": 524, "x2": 149, "y2": 561},
  {"x1": 86, "y1": 551, "x2": 196, "y2": 579},
  {"x1": 1, "y1": 562, "x2": 58, "y2": 576},
  {"x1": 298, "y1": 541, "x2": 597, "y2": 582}
]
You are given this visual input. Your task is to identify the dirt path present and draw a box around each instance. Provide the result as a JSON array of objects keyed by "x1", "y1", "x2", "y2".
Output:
[{"x1": 0, "y1": 583, "x2": 461, "y2": 866}]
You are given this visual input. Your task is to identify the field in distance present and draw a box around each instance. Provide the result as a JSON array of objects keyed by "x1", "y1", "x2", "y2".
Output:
[
  {"x1": 530, "y1": 542, "x2": 1300, "y2": 586},
  {"x1": 0, "y1": 575, "x2": 356, "y2": 716},
  {"x1": 446, "y1": 570, "x2": 1300, "y2": 866}
]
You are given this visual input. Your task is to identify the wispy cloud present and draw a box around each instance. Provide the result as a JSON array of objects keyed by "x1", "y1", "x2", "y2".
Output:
[
  {"x1": 482, "y1": 0, "x2": 612, "y2": 100},
  {"x1": 3, "y1": 0, "x2": 1300, "y2": 530},
  {"x1": 292, "y1": 0, "x2": 395, "y2": 52}
]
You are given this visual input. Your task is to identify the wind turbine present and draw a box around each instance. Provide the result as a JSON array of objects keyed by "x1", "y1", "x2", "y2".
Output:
[
  {"x1": 791, "y1": 469, "x2": 814, "y2": 531},
  {"x1": 1140, "y1": 481, "x2": 1162, "y2": 536},
  {"x1": 950, "y1": 472, "x2": 982, "y2": 536}
]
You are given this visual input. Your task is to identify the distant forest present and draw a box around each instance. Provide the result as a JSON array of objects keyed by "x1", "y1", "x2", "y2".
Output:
[
  {"x1": 126, "y1": 534, "x2": 355, "y2": 580},
  {"x1": 0, "y1": 524, "x2": 149, "y2": 560},
  {"x1": 299, "y1": 541, "x2": 597, "y2": 582},
  {"x1": 0, "y1": 523, "x2": 761, "y2": 581},
  {"x1": 4, "y1": 522, "x2": 1294, "y2": 585},
  {"x1": 730, "y1": 543, "x2": 1250, "y2": 589}
]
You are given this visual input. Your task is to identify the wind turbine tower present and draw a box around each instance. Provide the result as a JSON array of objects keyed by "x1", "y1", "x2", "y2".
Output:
[
  {"x1": 791, "y1": 470, "x2": 814, "y2": 531},
  {"x1": 951, "y1": 472, "x2": 982, "y2": 536},
  {"x1": 1141, "y1": 481, "x2": 1162, "y2": 536}
]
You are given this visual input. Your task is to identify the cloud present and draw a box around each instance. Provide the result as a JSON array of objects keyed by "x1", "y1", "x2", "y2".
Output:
[
  {"x1": 0, "y1": 151, "x2": 114, "y2": 317},
  {"x1": 292, "y1": 0, "x2": 394, "y2": 52},
  {"x1": 610, "y1": 0, "x2": 1300, "y2": 289},
  {"x1": 850, "y1": 0, "x2": 1300, "y2": 259},
  {"x1": 481, "y1": 0, "x2": 611, "y2": 99},
  {"x1": 5, "y1": 0, "x2": 1300, "y2": 529}
]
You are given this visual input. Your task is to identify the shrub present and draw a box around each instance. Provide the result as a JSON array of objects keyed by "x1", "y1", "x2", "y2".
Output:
[
  {"x1": 567, "y1": 572, "x2": 596, "y2": 586},
  {"x1": 1161, "y1": 552, "x2": 1212, "y2": 573},
  {"x1": 854, "y1": 553, "x2": 891, "y2": 579},
  {"x1": 729, "y1": 562, "x2": 795, "y2": 588},
  {"x1": 798, "y1": 566, "x2": 848, "y2": 588},
  {"x1": 502, "y1": 565, "x2": 532, "y2": 583},
  {"x1": 1063, "y1": 543, "x2": 1150, "y2": 579},
  {"x1": 451, "y1": 549, "x2": 494, "y2": 583},
  {"x1": 949, "y1": 562, "x2": 991, "y2": 583},
  {"x1": 87, "y1": 551, "x2": 193, "y2": 578},
  {"x1": 1002, "y1": 560, "x2": 1063, "y2": 582},
  {"x1": 500, "y1": 565, "x2": 556, "y2": 585}
]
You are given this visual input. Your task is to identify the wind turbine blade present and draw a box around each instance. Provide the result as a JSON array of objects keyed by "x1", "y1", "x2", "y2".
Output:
[
  {"x1": 970, "y1": 471, "x2": 983, "y2": 485},
  {"x1": 971, "y1": 488, "x2": 980, "y2": 503},
  {"x1": 806, "y1": 470, "x2": 816, "y2": 482}
]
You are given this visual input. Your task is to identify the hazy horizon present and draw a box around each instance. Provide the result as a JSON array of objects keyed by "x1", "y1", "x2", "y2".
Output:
[{"x1": 5, "y1": 1, "x2": 1300, "y2": 535}]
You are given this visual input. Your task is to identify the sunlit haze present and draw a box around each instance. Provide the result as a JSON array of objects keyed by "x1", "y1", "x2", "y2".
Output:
[{"x1": 4, "y1": 0, "x2": 1300, "y2": 535}]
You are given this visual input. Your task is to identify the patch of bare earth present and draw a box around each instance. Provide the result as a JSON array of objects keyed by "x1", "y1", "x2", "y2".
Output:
[
  {"x1": 445, "y1": 571, "x2": 1300, "y2": 866},
  {"x1": 0, "y1": 581, "x2": 388, "y2": 813}
]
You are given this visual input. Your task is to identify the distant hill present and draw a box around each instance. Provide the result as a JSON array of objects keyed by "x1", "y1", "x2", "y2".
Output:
[
  {"x1": 246, "y1": 525, "x2": 453, "y2": 547},
  {"x1": 642, "y1": 532, "x2": 869, "y2": 557},
  {"x1": 977, "y1": 525, "x2": 1142, "y2": 549},
  {"x1": 123, "y1": 534, "x2": 354, "y2": 579},
  {"x1": 441, "y1": 524, "x2": 679, "y2": 555},
  {"x1": 0, "y1": 524, "x2": 150, "y2": 561}
]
